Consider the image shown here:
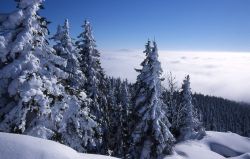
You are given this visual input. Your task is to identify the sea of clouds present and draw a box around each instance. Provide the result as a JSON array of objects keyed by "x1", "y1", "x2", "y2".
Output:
[{"x1": 101, "y1": 50, "x2": 250, "y2": 103}]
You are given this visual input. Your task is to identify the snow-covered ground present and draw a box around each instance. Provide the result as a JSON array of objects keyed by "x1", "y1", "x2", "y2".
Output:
[
  {"x1": 166, "y1": 131, "x2": 250, "y2": 159},
  {"x1": 0, "y1": 131, "x2": 249, "y2": 159},
  {"x1": 0, "y1": 132, "x2": 117, "y2": 159}
]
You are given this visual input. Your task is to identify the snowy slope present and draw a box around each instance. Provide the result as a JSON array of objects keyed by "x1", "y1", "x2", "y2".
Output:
[
  {"x1": 166, "y1": 131, "x2": 250, "y2": 159},
  {"x1": 0, "y1": 132, "x2": 117, "y2": 159},
  {"x1": 0, "y1": 131, "x2": 249, "y2": 159}
]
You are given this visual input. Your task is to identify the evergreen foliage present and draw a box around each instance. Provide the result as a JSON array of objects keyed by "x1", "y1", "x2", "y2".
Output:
[
  {"x1": 51, "y1": 19, "x2": 99, "y2": 152},
  {"x1": 130, "y1": 41, "x2": 174, "y2": 159},
  {"x1": 75, "y1": 20, "x2": 108, "y2": 153},
  {"x1": 177, "y1": 75, "x2": 205, "y2": 141},
  {"x1": 0, "y1": 1, "x2": 249, "y2": 158},
  {"x1": 0, "y1": 0, "x2": 67, "y2": 138}
]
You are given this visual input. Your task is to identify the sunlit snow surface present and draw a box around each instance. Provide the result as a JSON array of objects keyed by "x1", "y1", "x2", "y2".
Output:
[
  {"x1": 0, "y1": 131, "x2": 249, "y2": 159},
  {"x1": 166, "y1": 131, "x2": 250, "y2": 159},
  {"x1": 0, "y1": 132, "x2": 118, "y2": 159},
  {"x1": 101, "y1": 50, "x2": 250, "y2": 103}
]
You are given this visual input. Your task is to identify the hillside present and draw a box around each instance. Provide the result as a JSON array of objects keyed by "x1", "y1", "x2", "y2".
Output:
[
  {"x1": 0, "y1": 132, "x2": 249, "y2": 159},
  {"x1": 193, "y1": 94, "x2": 250, "y2": 137},
  {"x1": 166, "y1": 131, "x2": 250, "y2": 159},
  {"x1": 0, "y1": 132, "x2": 117, "y2": 159}
]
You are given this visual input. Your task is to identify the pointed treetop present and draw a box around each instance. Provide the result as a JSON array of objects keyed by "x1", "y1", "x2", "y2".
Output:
[
  {"x1": 84, "y1": 19, "x2": 90, "y2": 25},
  {"x1": 151, "y1": 41, "x2": 160, "y2": 65},
  {"x1": 152, "y1": 40, "x2": 158, "y2": 53},
  {"x1": 64, "y1": 19, "x2": 70, "y2": 33},
  {"x1": 183, "y1": 75, "x2": 190, "y2": 86},
  {"x1": 16, "y1": 0, "x2": 44, "y2": 9},
  {"x1": 84, "y1": 19, "x2": 92, "y2": 32},
  {"x1": 181, "y1": 75, "x2": 192, "y2": 97},
  {"x1": 65, "y1": 19, "x2": 69, "y2": 27},
  {"x1": 186, "y1": 74, "x2": 190, "y2": 81},
  {"x1": 81, "y1": 19, "x2": 96, "y2": 47},
  {"x1": 144, "y1": 40, "x2": 151, "y2": 56},
  {"x1": 52, "y1": 19, "x2": 72, "y2": 45},
  {"x1": 63, "y1": 19, "x2": 71, "y2": 41}
]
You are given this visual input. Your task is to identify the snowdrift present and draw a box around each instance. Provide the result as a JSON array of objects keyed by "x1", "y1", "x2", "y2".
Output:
[
  {"x1": 0, "y1": 131, "x2": 249, "y2": 159},
  {"x1": 166, "y1": 131, "x2": 250, "y2": 159},
  {"x1": 0, "y1": 132, "x2": 117, "y2": 159}
]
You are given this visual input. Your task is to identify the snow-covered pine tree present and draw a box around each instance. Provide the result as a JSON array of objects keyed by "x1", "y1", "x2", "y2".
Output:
[
  {"x1": 0, "y1": 0, "x2": 68, "y2": 138},
  {"x1": 57, "y1": 92, "x2": 100, "y2": 153},
  {"x1": 51, "y1": 19, "x2": 85, "y2": 90},
  {"x1": 76, "y1": 19, "x2": 107, "y2": 102},
  {"x1": 75, "y1": 20, "x2": 107, "y2": 153},
  {"x1": 130, "y1": 40, "x2": 174, "y2": 159},
  {"x1": 177, "y1": 75, "x2": 205, "y2": 141},
  {"x1": 50, "y1": 19, "x2": 100, "y2": 153}
]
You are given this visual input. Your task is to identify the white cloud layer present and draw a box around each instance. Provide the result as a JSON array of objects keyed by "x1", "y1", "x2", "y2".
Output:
[{"x1": 101, "y1": 50, "x2": 250, "y2": 103}]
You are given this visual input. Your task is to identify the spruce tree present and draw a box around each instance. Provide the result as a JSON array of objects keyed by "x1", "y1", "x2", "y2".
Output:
[
  {"x1": 130, "y1": 41, "x2": 174, "y2": 159},
  {"x1": 177, "y1": 75, "x2": 205, "y2": 141},
  {"x1": 58, "y1": 93, "x2": 100, "y2": 153},
  {"x1": 76, "y1": 20, "x2": 107, "y2": 153},
  {"x1": 0, "y1": 0, "x2": 68, "y2": 138},
  {"x1": 76, "y1": 20, "x2": 106, "y2": 98},
  {"x1": 51, "y1": 19, "x2": 100, "y2": 152},
  {"x1": 51, "y1": 19, "x2": 85, "y2": 90}
]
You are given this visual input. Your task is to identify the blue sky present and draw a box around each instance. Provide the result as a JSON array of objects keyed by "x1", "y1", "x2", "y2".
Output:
[{"x1": 1, "y1": 0, "x2": 250, "y2": 51}]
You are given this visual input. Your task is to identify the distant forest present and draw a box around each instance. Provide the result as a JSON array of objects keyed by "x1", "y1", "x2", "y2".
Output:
[{"x1": 193, "y1": 93, "x2": 250, "y2": 137}]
